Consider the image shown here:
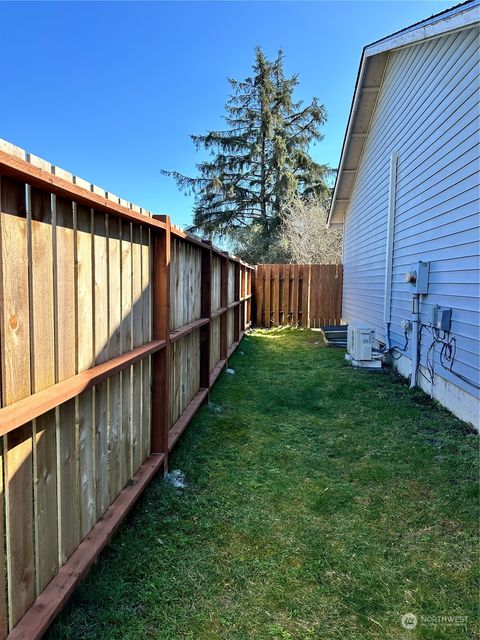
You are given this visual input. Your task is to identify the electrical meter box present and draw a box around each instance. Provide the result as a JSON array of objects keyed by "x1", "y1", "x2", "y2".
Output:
[{"x1": 405, "y1": 260, "x2": 430, "y2": 294}]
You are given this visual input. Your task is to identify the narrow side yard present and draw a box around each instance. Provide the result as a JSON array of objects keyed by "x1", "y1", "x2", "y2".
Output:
[{"x1": 48, "y1": 329, "x2": 479, "y2": 640}]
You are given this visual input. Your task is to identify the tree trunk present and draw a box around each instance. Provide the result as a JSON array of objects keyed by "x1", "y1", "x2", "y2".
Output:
[{"x1": 260, "y1": 129, "x2": 268, "y2": 234}]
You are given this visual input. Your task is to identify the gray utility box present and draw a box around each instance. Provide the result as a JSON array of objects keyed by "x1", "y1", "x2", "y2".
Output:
[{"x1": 432, "y1": 305, "x2": 452, "y2": 332}]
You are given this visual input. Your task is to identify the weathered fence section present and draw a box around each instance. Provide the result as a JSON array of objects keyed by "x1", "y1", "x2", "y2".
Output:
[
  {"x1": 254, "y1": 264, "x2": 343, "y2": 328},
  {"x1": 0, "y1": 141, "x2": 253, "y2": 640}
]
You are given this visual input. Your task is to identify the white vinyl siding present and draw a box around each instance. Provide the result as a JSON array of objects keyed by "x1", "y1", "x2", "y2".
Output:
[{"x1": 342, "y1": 25, "x2": 480, "y2": 399}]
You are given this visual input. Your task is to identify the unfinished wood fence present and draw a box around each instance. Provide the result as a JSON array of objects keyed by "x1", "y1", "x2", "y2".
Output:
[
  {"x1": 0, "y1": 142, "x2": 253, "y2": 640},
  {"x1": 254, "y1": 264, "x2": 343, "y2": 328}
]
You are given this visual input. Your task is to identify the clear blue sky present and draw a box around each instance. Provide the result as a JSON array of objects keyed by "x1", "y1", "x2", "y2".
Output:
[{"x1": 0, "y1": 1, "x2": 451, "y2": 229}]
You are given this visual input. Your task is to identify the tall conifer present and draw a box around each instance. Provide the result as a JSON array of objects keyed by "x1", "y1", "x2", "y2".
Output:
[{"x1": 163, "y1": 48, "x2": 330, "y2": 244}]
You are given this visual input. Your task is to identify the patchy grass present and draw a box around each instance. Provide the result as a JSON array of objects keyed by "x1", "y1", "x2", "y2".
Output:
[{"x1": 48, "y1": 328, "x2": 479, "y2": 640}]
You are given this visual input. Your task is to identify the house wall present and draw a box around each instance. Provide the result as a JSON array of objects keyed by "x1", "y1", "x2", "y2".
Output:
[{"x1": 342, "y1": 25, "x2": 480, "y2": 428}]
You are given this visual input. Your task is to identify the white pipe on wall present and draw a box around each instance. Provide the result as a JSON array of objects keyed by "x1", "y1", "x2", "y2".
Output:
[{"x1": 383, "y1": 151, "x2": 398, "y2": 350}]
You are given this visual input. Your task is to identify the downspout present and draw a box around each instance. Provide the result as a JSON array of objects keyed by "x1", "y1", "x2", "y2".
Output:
[
  {"x1": 383, "y1": 151, "x2": 398, "y2": 350},
  {"x1": 340, "y1": 211, "x2": 346, "y2": 326}
]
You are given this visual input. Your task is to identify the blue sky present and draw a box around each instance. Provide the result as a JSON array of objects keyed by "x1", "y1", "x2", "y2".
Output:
[{"x1": 0, "y1": 1, "x2": 451, "y2": 228}]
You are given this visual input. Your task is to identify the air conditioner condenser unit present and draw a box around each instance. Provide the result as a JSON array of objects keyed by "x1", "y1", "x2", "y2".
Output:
[{"x1": 346, "y1": 323, "x2": 383, "y2": 369}]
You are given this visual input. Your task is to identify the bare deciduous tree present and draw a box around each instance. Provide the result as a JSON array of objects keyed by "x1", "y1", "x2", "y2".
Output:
[{"x1": 279, "y1": 194, "x2": 343, "y2": 264}]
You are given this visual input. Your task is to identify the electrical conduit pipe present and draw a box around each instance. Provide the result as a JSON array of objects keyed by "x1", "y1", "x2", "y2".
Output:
[{"x1": 410, "y1": 293, "x2": 420, "y2": 388}]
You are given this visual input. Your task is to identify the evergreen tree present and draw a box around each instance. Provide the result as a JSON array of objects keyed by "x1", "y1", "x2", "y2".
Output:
[{"x1": 162, "y1": 47, "x2": 331, "y2": 246}]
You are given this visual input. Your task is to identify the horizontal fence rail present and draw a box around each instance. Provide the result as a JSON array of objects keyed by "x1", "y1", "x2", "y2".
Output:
[
  {"x1": 254, "y1": 264, "x2": 343, "y2": 328},
  {"x1": 0, "y1": 144, "x2": 253, "y2": 640}
]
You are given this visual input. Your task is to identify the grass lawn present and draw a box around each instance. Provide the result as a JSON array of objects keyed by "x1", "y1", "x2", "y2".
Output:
[{"x1": 47, "y1": 328, "x2": 479, "y2": 640}]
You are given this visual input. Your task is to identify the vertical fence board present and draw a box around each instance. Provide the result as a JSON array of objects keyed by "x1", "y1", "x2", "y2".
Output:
[
  {"x1": 108, "y1": 217, "x2": 122, "y2": 501},
  {"x1": 335, "y1": 264, "x2": 343, "y2": 325},
  {"x1": 55, "y1": 199, "x2": 76, "y2": 382},
  {"x1": 5, "y1": 425, "x2": 34, "y2": 628},
  {"x1": 30, "y1": 189, "x2": 55, "y2": 390},
  {"x1": 132, "y1": 225, "x2": 143, "y2": 473},
  {"x1": 0, "y1": 177, "x2": 30, "y2": 408},
  {"x1": 310, "y1": 265, "x2": 318, "y2": 328},
  {"x1": 56, "y1": 197, "x2": 79, "y2": 565},
  {"x1": 271, "y1": 266, "x2": 276, "y2": 324},
  {"x1": 93, "y1": 212, "x2": 109, "y2": 518},
  {"x1": 281, "y1": 265, "x2": 287, "y2": 326},
  {"x1": 29, "y1": 188, "x2": 58, "y2": 594},
  {"x1": 240, "y1": 266, "x2": 245, "y2": 332},
  {"x1": 76, "y1": 207, "x2": 94, "y2": 372},
  {"x1": 170, "y1": 239, "x2": 179, "y2": 330},
  {"x1": 255, "y1": 267, "x2": 263, "y2": 326},
  {"x1": 233, "y1": 263, "x2": 240, "y2": 343},
  {"x1": 78, "y1": 388, "x2": 95, "y2": 539},
  {"x1": 321, "y1": 266, "x2": 329, "y2": 326},
  {"x1": 0, "y1": 183, "x2": 35, "y2": 629},
  {"x1": 220, "y1": 257, "x2": 228, "y2": 358},
  {"x1": 141, "y1": 228, "x2": 151, "y2": 462},
  {"x1": 263, "y1": 265, "x2": 271, "y2": 328},
  {"x1": 0, "y1": 213, "x2": 31, "y2": 401},
  {"x1": 308, "y1": 265, "x2": 315, "y2": 327},
  {"x1": 57, "y1": 398, "x2": 77, "y2": 563},
  {"x1": 0, "y1": 443, "x2": 6, "y2": 639},
  {"x1": 121, "y1": 221, "x2": 132, "y2": 482},
  {"x1": 246, "y1": 269, "x2": 252, "y2": 326},
  {"x1": 289, "y1": 265, "x2": 295, "y2": 326},
  {"x1": 76, "y1": 206, "x2": 95, "y2": 538},
  {"x1": 200, "y1": 245, "x2": 212, "y2": 388},
  {"x1": 303, "y1": 265, "x2": 311, "y2": 328}
]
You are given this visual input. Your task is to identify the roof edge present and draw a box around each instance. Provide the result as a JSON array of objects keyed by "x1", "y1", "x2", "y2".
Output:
[
  {"x1": 328, "y1": 0, "x2": 480, "y2": 226},
  {"x1": 365, "y1": 0, "x2": 479, "y2": 57}
]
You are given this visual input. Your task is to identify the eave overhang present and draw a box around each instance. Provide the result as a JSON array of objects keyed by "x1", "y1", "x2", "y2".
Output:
[{"x1": 328, "y1": 0, "x2": 480, "y2": 226}]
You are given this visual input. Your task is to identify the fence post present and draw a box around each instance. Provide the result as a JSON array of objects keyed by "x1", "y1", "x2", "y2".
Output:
[
  {"x1": 200, "y1": 242, "x2": 212, "y2": 390},
  {"x1": 250, "y1": 266, "x2": 254, "y2": 327},
  {"x1": 234, "y1": 261, "x2": 240, "y2": 344},
  {"x1": 220, "y1": 253, "x2": 228, "y2": 360},
  {"x1": 240, "y1": 265, "x2": 246, "y2": 333},
  {"x1": 151, "y1": 214, "x2": 170, "y2": 471},
  {"x1": 253, "y1": 266, "x2": 260, "y2": 327}
]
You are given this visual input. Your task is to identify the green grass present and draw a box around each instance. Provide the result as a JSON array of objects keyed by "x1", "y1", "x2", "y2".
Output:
[{"x1": 48, "y1": 328, "x2": 479, "y2": 640}]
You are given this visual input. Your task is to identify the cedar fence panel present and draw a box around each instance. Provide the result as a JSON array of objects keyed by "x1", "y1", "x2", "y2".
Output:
[
  {"x1": 254, "y1": 263, "x2": 343, "y2": 328},
  {"x1": 0, "y1": 143, "x2": 253, "y2": 640}
]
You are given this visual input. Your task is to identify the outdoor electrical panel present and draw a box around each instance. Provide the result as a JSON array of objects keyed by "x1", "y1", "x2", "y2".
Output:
[
  {"x1": 432, "y1": 305, "x2": 452, "y2": 332},
  {"x1": 404, "y1": 260, "x2": 430, "y2": 294}
]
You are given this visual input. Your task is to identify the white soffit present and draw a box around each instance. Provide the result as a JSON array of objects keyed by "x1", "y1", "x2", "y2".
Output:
[{"x1": 328, "y1": 0, "x2": 480, "y2": 225}]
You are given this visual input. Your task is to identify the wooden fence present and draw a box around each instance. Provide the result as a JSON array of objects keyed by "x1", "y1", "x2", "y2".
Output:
[
  {"x1": 254, "y1": 264, "x2": 343, "y2": 328},
  {"x1": 0, "y1": 143, "x2": 253, "y2": 640}
]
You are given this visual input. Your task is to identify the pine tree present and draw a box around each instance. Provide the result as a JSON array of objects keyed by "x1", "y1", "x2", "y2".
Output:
[{"x1": 162, "y1": 48, "x2": 331, "y2": 246}]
